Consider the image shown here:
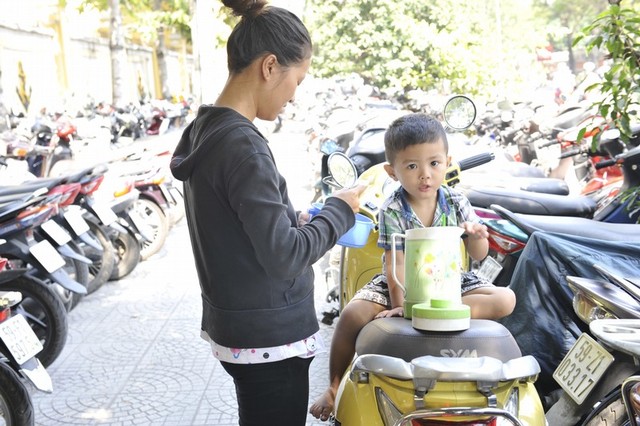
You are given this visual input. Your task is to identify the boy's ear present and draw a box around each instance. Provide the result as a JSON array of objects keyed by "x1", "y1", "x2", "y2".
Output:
[
  {"x1": 383, "y1": 163, "x2": 397, "y2": 180},
  {"x1": 446, "y1": 155, "x2": 452, "y2": 168}
]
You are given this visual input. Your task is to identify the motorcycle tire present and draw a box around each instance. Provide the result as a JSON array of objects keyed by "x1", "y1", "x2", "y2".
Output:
[
  {"x1": 2, "y1": 275, "x2": 68, "y2": 368},
  {"x1": 109, "y1": 229, "x2": 141, "y2": 281},
  {"x1": 65, "y1": 240, "x2": 90, "y2": 311},
  {"x1": 82, "y1": 221, "x2": 116, "y2": 294},
  {"x1": 0, "y1": 361, "x2": 34, "y2": 426},
  {"x1": 134, "y1": 198, "x2": 170, "y2": 261},
  {"x1": 581, "y1": 387, "x2": 628, "y2": 426}
]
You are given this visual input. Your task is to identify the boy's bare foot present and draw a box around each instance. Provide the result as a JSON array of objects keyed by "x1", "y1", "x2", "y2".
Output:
[{"x1": 309, "y1": 388, "x2": 336, "y2": 421}]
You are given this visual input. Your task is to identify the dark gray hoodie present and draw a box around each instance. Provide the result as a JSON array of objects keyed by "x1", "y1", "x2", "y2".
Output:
[{"x1": 171, "y1": 106, "x2": 354, "y2": 348}]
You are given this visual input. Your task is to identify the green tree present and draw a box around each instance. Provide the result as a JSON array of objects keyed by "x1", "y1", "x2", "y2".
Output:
[
  {"x1": 306, "y1": 0, "x2": 546, "y2": 97},
  {"x1": 532, "y1": 0, "x2": 607, "y2": 73},
  {"x1": 574, "y1": 1, "x2": 640, "y2": 221}
]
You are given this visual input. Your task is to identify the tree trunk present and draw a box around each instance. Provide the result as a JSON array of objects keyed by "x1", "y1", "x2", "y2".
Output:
[
  {"x1": 109, "y1": 0, "x2": 127, "y2": 105},
  {"x1": 154, "y1": 0, "x2": 171, "y2": 99}
]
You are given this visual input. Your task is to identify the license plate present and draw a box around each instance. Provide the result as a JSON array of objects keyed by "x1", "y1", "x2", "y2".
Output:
[
  {"x1": 92, "y1": 202, "x2": 118, "y2": 226},
  {"x1": 553, "y1": 333, "x2": 614, "y2": 404},
  {"x1": 29, "y1": 240, "x2": 66, "y2": 273},
  {"x1": 476, "y1": 255, "x2": 503, "y2": 283},
  {"x1": 40, "y1": 220, "x2": 72, "y2": 246},
  {"x1": 0, "y1": 314, "x2": 43, "y2": 365},
  {"x1": 64, "y1": 209, "x2": 90, "y2": 235}
]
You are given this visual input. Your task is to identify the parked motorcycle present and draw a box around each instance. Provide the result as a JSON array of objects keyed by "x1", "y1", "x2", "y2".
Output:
[
  {"x1": 0, "y1": 278, "x2": 53, "y2": 425},
  {"x1": 545, "y1": 264, "x2": 640, "y2": 425},
  {"x1": 320, "y1": 96, "x2": 546, "y2": 425}
]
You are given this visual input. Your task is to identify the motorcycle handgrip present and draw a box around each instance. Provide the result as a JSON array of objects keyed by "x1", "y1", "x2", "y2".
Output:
[
  {"x1": 457, "y1": 152, "x2": 495, "y2": 171},
  {"x1": 559, "y1": 147, "x2": 582, "y2": 159},
  {"x1": 595, "y1": 158, "x2": 617, "y2": 169},
  {"x1": 538, "y1": 139, "x2": 559, "y2": 148}
]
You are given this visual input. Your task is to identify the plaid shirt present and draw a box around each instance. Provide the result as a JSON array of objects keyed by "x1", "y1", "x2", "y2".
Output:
[{"x1": 378, "y1": 185, "x2": 481, "y2": 252}]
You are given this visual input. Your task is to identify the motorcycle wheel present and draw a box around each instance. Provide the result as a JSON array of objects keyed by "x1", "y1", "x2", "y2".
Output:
[
  {"x1": 109, "y1": 230, "x2": 141, "y2": 281},
  {"x1": 3, "y1": 275, "x2": 68, "y2": 368},
  {"x1": 134, "y1": 198, "x2": 169, "y2": 261},
  {"x1": 581, "y1": 388, "x2": 628, "y2": 426},
  {"x1": 0, "y1": 361, "x2": 34, "y2": 426},
  {"x1": 66, "y1": 240, "x2": 90, "y2": 311},
  {"x1": 82, "y1": 221, "x2": 116, "y2": 294}
]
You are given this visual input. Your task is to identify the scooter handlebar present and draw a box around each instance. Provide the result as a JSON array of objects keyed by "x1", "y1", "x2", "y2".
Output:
[
  {"x1": 457, "y1": 152, "x2": 495, "y2": 171},
  {"x1": 559, "y1": 147, "x2": 582, "y2": 159},
  {"x1": 538, "y1": 139, "x2": 559, "y2": 149},
  {"x1": 595, "y1": 158, "x2": 617, "y2": 169}
]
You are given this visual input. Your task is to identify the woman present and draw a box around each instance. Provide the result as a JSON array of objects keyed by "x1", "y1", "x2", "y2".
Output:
[{"x1": 170, "y1": 1, "x2": 365, "y2": 424}]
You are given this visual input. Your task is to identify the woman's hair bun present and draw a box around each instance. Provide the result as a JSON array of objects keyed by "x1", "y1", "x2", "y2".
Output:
[{"x1": 222, "y1": 0, "x2": 268, "y2": 19}]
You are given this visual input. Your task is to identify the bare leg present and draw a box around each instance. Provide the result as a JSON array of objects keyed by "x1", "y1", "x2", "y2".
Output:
[
  {"x1": 462, "y1": 286, "x2": 516, "y2": 320},
  {"x1": 309, "y1": 299, "x2": 385, "y2": 421}
]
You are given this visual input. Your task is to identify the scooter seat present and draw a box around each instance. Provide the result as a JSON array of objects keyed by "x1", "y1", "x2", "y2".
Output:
[
  {"x1": 356, "y1": 318, "x2": 522, "y2": 363},
  {"x1": 0, "y1": 177, "x2": 65, "y2": 197},
  {"x1": 465, "y1": 186, "x2": 596, "y2": 216}
]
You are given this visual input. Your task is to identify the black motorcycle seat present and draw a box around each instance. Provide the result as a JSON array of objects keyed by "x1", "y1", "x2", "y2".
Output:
[
  {"x1": 550, "y1": 107, "x2": 593, "y2": 133},
  {"x1": 466, "y1": 186, "x2": 596, "y2": 216},
  {"x1": 0, "y1": 177, "x2": 65, "y2": 197},
  {"x1": 519, "y1": 179, "x2": 570, "y2": 195},
  {"x1": 356, "y1": 318, "x2": 522, "y2": 363},
  {"x1": 491, "y1": 205, "x2": 640, "y2": 241}
]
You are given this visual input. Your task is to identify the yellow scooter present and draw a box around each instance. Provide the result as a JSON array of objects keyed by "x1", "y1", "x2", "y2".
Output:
[{"x1": 323, "y1": 96, "x2": 547, "y2": 425}]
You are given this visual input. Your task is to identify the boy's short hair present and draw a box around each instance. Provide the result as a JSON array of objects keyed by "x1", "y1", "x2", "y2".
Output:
[{"x1": 384, "y1": 113, "x2": 448, "y2": 164}]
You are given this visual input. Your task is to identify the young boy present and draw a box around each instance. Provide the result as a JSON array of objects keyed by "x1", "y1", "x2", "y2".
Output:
[{"x1": 309, "y1": 113, "x2": 516, "y2": 422}]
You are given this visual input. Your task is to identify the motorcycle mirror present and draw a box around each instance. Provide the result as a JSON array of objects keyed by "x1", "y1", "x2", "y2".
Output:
[
  {"x1": 325, "y1": 152, "x2": 358, "y2": 189},
  {"x1": 443, "y1": 95, "x2": 477, "y2": 131}
]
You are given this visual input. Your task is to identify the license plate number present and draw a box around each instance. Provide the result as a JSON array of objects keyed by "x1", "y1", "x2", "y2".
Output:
[
  {"x1": 40, "y1": 220, "x2": 72, "y2": 246},
  {"x1": 29, "y1": 240, "x2": 66, "y2": 273},
  {"x1": 0, "y1": 314, "x2": 43, "y2": 365},
  {"x1": 476, "y1": 255, "x2": 503, "y2": 283},
  {"x1": 92, "y1": 202, "x2": 118, "y2": 226},
  {"x1": 553, "y1": 333, "x2": 614, "y2": 404},
  {"x1": 64, "y1": 209, "x2": 90, "y2": 235}
]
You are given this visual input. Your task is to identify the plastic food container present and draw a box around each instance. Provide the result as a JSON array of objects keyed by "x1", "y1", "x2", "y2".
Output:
[{"x1": 337, "y1": 213, "x2": 375, "y2": 248}]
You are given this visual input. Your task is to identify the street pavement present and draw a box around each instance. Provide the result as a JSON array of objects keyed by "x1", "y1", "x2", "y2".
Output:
[{"x1": 30, "y1": 124, "x2": 338, "y2": 425}]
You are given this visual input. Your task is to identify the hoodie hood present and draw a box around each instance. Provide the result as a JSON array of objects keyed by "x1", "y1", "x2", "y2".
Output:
[{"x1": 170, "y1": 106, "x2": 256, "y2": 181}]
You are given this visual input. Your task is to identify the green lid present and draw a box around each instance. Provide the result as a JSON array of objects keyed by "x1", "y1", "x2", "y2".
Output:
[{"x1": 412, "y1": 300, "x2": 470, "y2": 320}]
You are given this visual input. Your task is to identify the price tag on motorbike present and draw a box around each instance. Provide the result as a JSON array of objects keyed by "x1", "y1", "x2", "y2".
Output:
[
  {"x1": 91, "y1": 202, "x2": 118, "y2": 226},
  {"x1": 476, "y1": 256, "x2": 503, "y2": 283},
  {"x1": 553, "y1": 333, "x2": 614, "y2": 404},
  {"x1": 0, "y1": 314, "x2": 44, "y2": 365},
  {"x1": 29, "y1": 240, "x2": 66, "y2": 273},
  {"x1": 63, "y1": 209, "x2": 90, "y2": 235},
  {"x1": 40, "y1": 220, "x2": 72, "y2": 246}
]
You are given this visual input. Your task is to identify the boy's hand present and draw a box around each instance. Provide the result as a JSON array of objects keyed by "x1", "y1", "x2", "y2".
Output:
[
  {"x1": 375, "y1": 306, "x2": 404, "y2": 319},
  {"x1": 461, "y1": 222, "x2": 488, "y2": 240}
]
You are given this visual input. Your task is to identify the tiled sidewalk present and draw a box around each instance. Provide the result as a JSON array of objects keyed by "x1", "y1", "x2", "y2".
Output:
[{"x1": 31, "y1": 219, "x2": 336, "y2": 425}]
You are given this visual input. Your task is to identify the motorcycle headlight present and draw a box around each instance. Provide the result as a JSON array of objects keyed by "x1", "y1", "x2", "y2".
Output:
[{"x1": 375, "y1": 387, "x2": 403, "y2": 426}]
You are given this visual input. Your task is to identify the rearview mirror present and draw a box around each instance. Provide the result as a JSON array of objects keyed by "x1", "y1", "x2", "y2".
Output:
[
  {"x1": 325, "y1": 152, "x2": 358, "y2": 189},
  {"x1": 443, "y1": 95, "x2": 477, "y2": 131}
]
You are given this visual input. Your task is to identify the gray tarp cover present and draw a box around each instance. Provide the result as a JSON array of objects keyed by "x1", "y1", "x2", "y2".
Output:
[{"x1": 498, "y1": 231, "x2": 640, "y2": 394}]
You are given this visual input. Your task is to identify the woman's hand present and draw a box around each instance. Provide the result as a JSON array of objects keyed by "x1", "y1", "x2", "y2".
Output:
[
  {"x1": 375, "y1": 306, "x2": 404, "y2": 319},
  {"x1": 331, "y1": 184, "x2": 367, "y2": 214},
  {"x1": 297, "y1": 212, "x2": 310, "y2": 227}
]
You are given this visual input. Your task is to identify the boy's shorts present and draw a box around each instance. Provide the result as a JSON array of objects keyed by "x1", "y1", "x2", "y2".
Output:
[{"x1": 352, "y1": 271, "x2": 495, "y2": 309}]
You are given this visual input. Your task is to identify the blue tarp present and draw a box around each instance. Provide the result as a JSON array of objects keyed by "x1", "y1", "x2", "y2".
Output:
[{"x1": 498, "y1": 231, "x2": 640, "y2": 395}]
